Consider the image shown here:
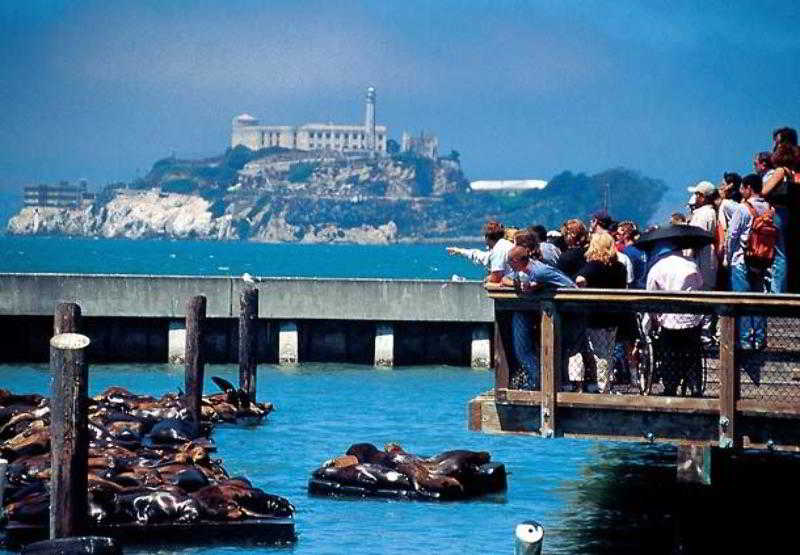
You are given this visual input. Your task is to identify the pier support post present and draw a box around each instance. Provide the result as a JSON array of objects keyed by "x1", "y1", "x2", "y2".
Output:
[
  {"x1": 49, "y1": 332, "x2": 91, "y2": 539},
  {"x1": 278, "y1": 321, "x2": 298, "y2": 364},
  {"x1": 374, "y1": 323, "x2": 394, "y2": 367},
  {"x1": 239, "y1": 287, "x2": 258, "y2": 401},
  {"x1": 540, "y1": 302, "x2": 561, "y2": 439},
  {"x1": 168, "y1": 320, "x2": 186, "y2": 364},
  {"x1": 54, "y1": 302, "x2": 81, "y2": 335},
  {"x1": 185, "y1": 296, "x2": 206, "y2": 433},
  {"x1": 718, "y1": 314, "x2": 739, "y2": 449},
  {"x1": 494, "y1": 315, "x2": 510, "y2": 389},
  {"x1": 676, "y1": 444, "x2": 713, "y2": 485},
  {"x1": 470, "y1": 325, "x2": 491, "y2": 368}
]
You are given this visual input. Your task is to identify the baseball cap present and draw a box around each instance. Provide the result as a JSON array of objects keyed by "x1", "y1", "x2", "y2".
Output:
[{"x1": 686, "y1": 181, "x2": 716, "y2": 195}]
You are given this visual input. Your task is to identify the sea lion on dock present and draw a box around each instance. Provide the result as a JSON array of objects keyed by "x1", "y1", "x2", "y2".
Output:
[
  {"x1": 116, "y1": 488, "x2": 201, "y2": 524},
  {"x1": 1, "y1": 421, "x2": 49, "y2": 460},
  {"x1": 393, "y1": 462, "x2": 464, "y2": 500},
  {"x1": 4, "y1": 490, "x2": 50, "y2": 525},
  {"x1": 147, "y1": 418, "x2": 198, "y2": 444},
  {"x1": 346, "y1": 443, "x2": 393, "y2": 466}
]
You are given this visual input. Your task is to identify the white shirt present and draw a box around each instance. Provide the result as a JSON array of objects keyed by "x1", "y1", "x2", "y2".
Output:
[
  {"x1": 645, "y1": 253, "x2": 704, "y2": 330},
  {"x1": 616, "y1": 250, "x2": 634, "y2": 286},
  {"x1": 456, "y1": 237, "x2": 513, "y2": 274},
  {"x1": 689, "y1": 204, "x2": 718, "y2": 290}
]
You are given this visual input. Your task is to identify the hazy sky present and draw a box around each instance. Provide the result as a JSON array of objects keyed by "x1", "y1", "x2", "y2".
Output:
[{"x1": 1, "y1": 0, "x2": 798, "y2": 198}]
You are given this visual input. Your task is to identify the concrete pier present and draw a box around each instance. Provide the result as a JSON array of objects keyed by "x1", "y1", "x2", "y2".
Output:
[
  {"x1": 278, "y1": 321, "x2": 299, "y2": 364},
  {"x1": 0, "y1": 274, "x2": 494, "y2": 366},
  {"x1": 470, "y1": 325, "x2": 491, "y2": 368},
  {"x1": 374, "y1": 324, "x2": 394, "y2": 367},
  {"x1": 167, "y1": 321, "x2": 186, "y2": 364}
]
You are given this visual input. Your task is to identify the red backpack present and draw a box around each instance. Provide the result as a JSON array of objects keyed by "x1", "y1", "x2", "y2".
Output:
[{"x1": 743, "y1": 201, "x2": 778, "y2": 270}]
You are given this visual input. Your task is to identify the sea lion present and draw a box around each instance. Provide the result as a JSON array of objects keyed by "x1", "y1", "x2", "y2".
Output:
[
  {"x1": 394, "y1": 462, "x2": 464, "y2": 500},
  {"x1": 147, "y1": 418, "x2": 197, "y2": 444},
  {"x1": 4, "y1": 490, "x2": 49, "y2": 524},
  {"x1": 1, "y1": 422, "x2": 49, "y2": 460},
  {"x1": 346, "y1": 443, "x2": 393, "y2": 466},
  {"x1": 117, "y1": 489, "x2": 200, "y2": 524}
]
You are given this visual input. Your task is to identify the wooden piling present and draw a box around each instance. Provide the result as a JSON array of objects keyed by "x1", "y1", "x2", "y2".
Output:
[
  {"x1": 54, "y1": 302, "x2": 81, "y2": 335},
  {"x1": 49, "y1": 332, "x2": 91, "y2": 540},
  {"x1": 540, "y1": 302, "x2": 561, "y2": 438},
  {"x1": 239, "y1": 287, "x2": 258, "y2": 402},
  {"x1": 185, "y1": 295, "x2": 206, "y2": 433},
  {"x1": 718, "y1": 314, "x2": 739, "y2": 448},
  {"x1": 493, "y1": 317, "x2": 510, "y2": 389}
]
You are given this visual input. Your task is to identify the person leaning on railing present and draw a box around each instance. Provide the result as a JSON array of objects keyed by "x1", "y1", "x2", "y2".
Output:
[
  {"x1": 497, "y1": 243, "x2": 585, "y2": 391},
  {"x1": 575, "y1": 232, "x2": 627, "y2": 393}
]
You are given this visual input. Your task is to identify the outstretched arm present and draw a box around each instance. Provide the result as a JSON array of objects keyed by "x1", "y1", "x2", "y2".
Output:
[{"x1": 446, "y1": 246, "x2": 491, "y2": 267}]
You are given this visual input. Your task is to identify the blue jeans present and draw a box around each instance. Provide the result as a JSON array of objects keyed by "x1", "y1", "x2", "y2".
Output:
[
  {"x1": 770, "y1": 205, "x2": 789, "y2": 294},
  {"x1": 730, "y1": 263, "x2": 767, "y2": 347},
  {"x1": 512, "y1": 311, "x2": 540, "y2": 390}
]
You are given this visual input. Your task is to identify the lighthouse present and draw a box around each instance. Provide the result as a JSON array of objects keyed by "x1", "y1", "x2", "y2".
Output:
[{"x1": 365, "y1": 86, "x2": 376, "y2": 151}]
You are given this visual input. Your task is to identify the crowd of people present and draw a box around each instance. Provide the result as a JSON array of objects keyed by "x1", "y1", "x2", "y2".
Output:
[{"x1": 447, "y1": 126, "x2": 800, "y2": 396}]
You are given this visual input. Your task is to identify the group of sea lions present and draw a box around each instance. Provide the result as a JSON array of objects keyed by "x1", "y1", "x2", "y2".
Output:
[
  {"x1": 0, "y1": 380, "x2": 292, "y2": 531},
  {"x1": 308, "y1": 442, "x2": 507, "y2": 500}
]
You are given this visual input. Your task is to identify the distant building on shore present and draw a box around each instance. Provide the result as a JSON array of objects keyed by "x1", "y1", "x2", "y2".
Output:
[
  {"x1": 23, "y1": 180, "x2": 95, "y2": 208},
  {"x1": 469, "y1": 179, "x2": 548, "y2": 192},
  {"x1": 232, "y1": 87, "x2": 388, "y2": 154},
  {"x1": 401, "y1": 131, "x2": 438, "y2": 160}
]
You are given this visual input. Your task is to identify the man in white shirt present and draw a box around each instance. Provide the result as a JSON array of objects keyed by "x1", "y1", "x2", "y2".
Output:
[
  {"x1": 686, "y1": 181, "x2": 719, "y2": 291},
  {"x1": 446, "y1": 220, "x2": 513, "y2": 283},
  {"x1": 637, "y1": 225, "x2": 710, "y2": 397}
]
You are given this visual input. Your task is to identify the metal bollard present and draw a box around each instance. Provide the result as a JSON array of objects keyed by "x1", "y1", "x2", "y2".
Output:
[{"x1": 514, "y1": 520, "x2": 544, "y2": 555}]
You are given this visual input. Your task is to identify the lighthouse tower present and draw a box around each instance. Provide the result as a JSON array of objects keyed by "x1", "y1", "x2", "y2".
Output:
[{"x1": 365, "y1": 86, "x2": 376, "y2": 151}]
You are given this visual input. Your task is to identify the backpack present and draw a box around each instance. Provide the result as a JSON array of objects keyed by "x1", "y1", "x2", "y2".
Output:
[{"x1": 743, "y1": 201, "x2": 778, "y2": 270}]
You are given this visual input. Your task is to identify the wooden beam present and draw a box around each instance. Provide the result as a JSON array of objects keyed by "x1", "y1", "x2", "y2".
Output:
[
  {"x1": 497, "y1": 388, "x2": 542, "y2": 406},
  {"x1": 540, "y1": 301, "x2": 560, "y2": 438},
  {"x1": 556, "y1": 392, "x2": 718, "y2": 414},
  {"x1": 468, "y1": 398, "x2": 482, "y2": 431},
  {"x1": 493, "y1": 318, "x2": 510, "y2": 390},
  {"x1": 736, "y1": 400, "x2": 800, "y2": 417},
  {"x1": 718, "y1": 315, "x2": 739, "y2": 448}
]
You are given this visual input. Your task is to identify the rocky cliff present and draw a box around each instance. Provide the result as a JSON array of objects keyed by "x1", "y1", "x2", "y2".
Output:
[
  {"x1": 7, "y1": 190, "x2": 398, "y2": 243},
  {"x1": 7, "y1": 146, "x2": 667, "y2": 243}
]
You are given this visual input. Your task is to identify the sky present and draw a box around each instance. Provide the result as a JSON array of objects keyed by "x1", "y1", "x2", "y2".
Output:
[{"x1": 1, "y1": 0, "x2": 799, "y2": 204}]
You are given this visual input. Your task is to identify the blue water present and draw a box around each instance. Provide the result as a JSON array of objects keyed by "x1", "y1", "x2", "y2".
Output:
[
  {"x1": 1, "y1": 235, "x2": 777, "y2": 553},
  {"x1": 0, "y1": 236, "x2": 486, "y2": 280},
  {"x1": 0, "y1": 363, "x2": 683, "y2": 554}
]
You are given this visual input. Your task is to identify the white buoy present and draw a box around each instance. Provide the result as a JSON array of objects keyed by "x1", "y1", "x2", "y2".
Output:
[{"x1": 514, "y1": 520, "x2": 544, "y2": 555}]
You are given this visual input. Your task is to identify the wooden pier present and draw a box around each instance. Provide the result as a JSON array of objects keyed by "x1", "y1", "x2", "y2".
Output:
[{"x1": 469, "y1": 288, "x2": 800, "y2": 457}]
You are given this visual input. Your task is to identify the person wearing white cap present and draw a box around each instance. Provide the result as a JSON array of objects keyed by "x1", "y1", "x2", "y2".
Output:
[
  {"x1": 686, "y1": 180, "x2": 719, "y2": 345},
  {"x1": 686, "y1": 181, "x2": 719, "y2": 292}
]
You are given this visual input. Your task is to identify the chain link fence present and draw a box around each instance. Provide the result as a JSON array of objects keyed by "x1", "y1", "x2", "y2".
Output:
[{"x1": 505, "y1": 304, "x2": 800, "y2": 404}]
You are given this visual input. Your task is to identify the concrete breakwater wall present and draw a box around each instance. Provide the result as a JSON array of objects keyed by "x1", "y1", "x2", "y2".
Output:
[{"x1": 0, "y1": 273, "x2": 493, "y2": 367}]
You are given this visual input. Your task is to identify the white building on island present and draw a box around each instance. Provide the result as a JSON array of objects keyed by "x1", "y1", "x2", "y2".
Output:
[
  {"x1": 469, "y1": 179, "x2": 548, "y2": 191},
  {"x1": 231, "y1": 87, "x2": 388, "y2": 154}
]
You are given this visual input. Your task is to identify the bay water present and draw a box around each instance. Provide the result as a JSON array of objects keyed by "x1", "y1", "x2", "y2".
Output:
[{"x1": 0, "y1": 236, "x2": 774, "y2": 553}]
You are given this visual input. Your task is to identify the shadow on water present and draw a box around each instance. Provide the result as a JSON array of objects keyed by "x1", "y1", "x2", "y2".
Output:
[{"x1": 552, "y1": 443, "x2": 800, "y2": 554}]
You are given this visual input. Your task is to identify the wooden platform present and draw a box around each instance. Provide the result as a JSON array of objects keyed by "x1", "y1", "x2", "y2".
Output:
[
  {"x1": 3, "y1": 518, "x2": 296, "y2": 550},
  {"x1": 471, "y1": 288, "x2": 800, "y2": 450}
]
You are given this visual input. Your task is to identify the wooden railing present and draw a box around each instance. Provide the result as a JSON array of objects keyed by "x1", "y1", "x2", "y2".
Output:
[{"x1": 485, "y1": 287, "x2": 800, "y2": 447}]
